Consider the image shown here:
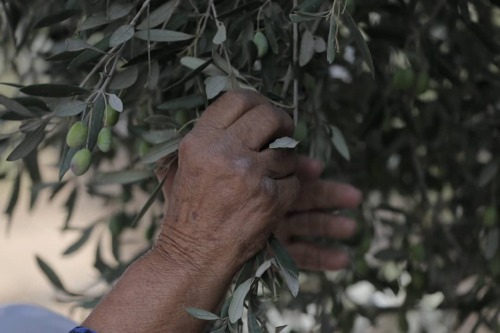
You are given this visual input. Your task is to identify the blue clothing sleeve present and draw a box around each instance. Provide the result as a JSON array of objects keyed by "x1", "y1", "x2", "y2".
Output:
[{"x1": 69, "y1": 326, "x2": 98, "y2": 333}]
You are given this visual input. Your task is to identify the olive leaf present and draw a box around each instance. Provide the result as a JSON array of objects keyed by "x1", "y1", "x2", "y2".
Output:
[
  {"x1": 20, "y1": 84, "x2": 90, "y2": 97},
  {"x1": 54, "y1": 100, "x2": 87, "y2": 117},
  {"x1": 137, "y1": 0, "x2": 178, "y2": 30},
  {"x1": 268, "y1": 137, "x2": 299, "y2": 149},
  {"x1": 341, "y1": 12, "x2": 375, "y2": 77},
  {"x1": 110, "y1": 25, "x2": 135, "y2": 47},
  {"x1": 330, "y1": 125, "x2": 350, "y2": 161},
  {"x1": 33, "y1": 9, "x2": 80, "y2": 29},
  {"x1": 108, "y1": 94, "x2": 124, "y2": 112},
  {"x1": 186, "y1": 307, "x2": 221, "y2": 321},
  {"x1": 134, "y1": 29, "x2": 194, "y2": 42},
  {"x1": 228, "y1": 277, "x2": 254, "y2": 323}
]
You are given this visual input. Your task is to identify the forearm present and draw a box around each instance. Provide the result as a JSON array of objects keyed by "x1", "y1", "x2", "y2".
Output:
[{"x1": 82, "y1": 247, "x2": 236, "y2": 333}]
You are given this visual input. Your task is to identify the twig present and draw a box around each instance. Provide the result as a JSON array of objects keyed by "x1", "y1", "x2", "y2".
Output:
[{"x1": 292, "y1": 0, "x2": 299, "y2": 126}]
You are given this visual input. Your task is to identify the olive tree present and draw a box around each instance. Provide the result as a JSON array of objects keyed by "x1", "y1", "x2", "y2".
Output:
[{"x1": 1, "y1": 0, "x2": 499, "y2": 331}]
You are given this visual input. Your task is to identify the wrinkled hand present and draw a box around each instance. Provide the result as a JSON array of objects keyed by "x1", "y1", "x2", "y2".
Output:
[
  {"x1": 276, "y1": 156, "x2": 362, "y2": 271},
  {"x1": 155, "y1": 90, "x2": 300, "y2": 271}
]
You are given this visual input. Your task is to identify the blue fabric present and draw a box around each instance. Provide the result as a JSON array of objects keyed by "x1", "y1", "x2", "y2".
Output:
[{"x1": 69, "y1": 326, "x2": 97, "y2": 333}]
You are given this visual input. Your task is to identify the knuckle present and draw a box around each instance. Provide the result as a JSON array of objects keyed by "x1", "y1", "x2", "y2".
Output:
[{"x1": 178, "y1": 133, "x2": 196, "y2": 156}]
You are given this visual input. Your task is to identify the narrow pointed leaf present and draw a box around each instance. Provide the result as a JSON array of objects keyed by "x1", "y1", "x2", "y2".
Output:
[
  {"x1": 20, "y1": 84, "x2": 90, "y2": 97},
  {"x1": 327, "y1": 14, "x2": 337, "y2": 64},
  {"x1": 110, "y1": 25, "x2": 135, "y2": 47},
  {"x1": 54, "y1": 100, "x2": 87, "y2": 117},
  {"x1": 7, "y1": 124, "x2": 45, "y2": 161},
  {"x1": 341, "y1": 12, "x2": 375, "y2": 77},
  {"x1": 228, "y1": 278, "x2": 254, "y2": 323},
  {"x1": 0, "y1": 93, "x2": 34, "y2": 117},
  {"x1": 134, "y1": 29, "x2": 194, "y2": 42},
  {"x1": 137, "y1": 0, "x2": 178, "y2": 30},
  {"x1": 186, "y1": 307, "x2": 221, "y2": 321},
  {"x1": 33, "y1": 9, "x2": 80, "y2": 29}
]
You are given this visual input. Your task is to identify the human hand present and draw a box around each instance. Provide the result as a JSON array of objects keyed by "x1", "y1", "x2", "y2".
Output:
[
  {"x1": 276, "y1": 156, "x2": 362, "y2": 271},
  {"x1": 154, "y1": 90, "x2": 300, "y2": 273}
]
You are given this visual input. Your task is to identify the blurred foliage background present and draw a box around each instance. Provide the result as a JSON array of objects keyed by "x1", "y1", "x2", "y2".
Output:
[{"x1": 1, "y1": 0, "x2": 500, "y2": 331}]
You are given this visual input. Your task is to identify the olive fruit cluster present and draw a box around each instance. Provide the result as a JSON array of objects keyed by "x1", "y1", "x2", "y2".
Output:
[
  {"x1": 68, "y1": 104, "x2": 120, "y2": 176},
  {"x1": 391, "y1": 68, "x2": 430, "y2": 95}
]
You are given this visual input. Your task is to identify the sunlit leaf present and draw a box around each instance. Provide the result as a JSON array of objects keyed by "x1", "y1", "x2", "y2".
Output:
[
  {"x1": 330, "y1": 125, "x2": 350, "y2": 160},
  {"x1": 186, "y1": 307, "x2": 221, "y2": 321},
  {"x1": 108, "y1": 94, "x2": 124, "y2": 112},
  {"x1": 229, "y1": 277, "x2": 254, "y2": 323},
  {"x1": 269, "y1": 137, "x2": 299, "y2": 149},
  {"x1": 204, "y1": 76, "x2": 230, "y2": 99},
  {"x1": 213, "y1": 20, "x2": 227, "y2": 45}
]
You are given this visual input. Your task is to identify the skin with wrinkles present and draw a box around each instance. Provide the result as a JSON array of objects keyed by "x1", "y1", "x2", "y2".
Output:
[{"x1": 82, "y1": 90, "x2": 362, "y2": 333}]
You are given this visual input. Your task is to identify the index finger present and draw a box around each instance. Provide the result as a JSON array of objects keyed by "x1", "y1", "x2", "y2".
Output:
[{"x1": 198, "y1": 89, "x2": 270, "y2": 129}]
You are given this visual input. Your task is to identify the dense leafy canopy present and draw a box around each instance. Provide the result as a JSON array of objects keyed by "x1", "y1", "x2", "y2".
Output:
[{"x1": 1, "y1": 0, "x2": 500, "y2": 331}]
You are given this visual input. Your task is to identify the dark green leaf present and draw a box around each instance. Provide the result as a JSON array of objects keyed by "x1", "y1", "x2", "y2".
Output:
[
  {"x1": 110, "y1": 25, "x2": 135, "y2": 47},
  {"x1": 163, "y1": 59, "x2": 212, "y2": 92},
  {"x1": 20, "y1": 84, "x2": 90, "y2": 97},
  {"x1": 186, "y1": 307, "x2": 221, "y2": 321},
  {"x1": 0, "y1": 93, "x2": 35, "y2": 117},
  {"x1": 13, "y1": 97, "x2": 49, "y2": 111},
  {"x1": 78, "y1": 15, "x2": 111, "y2": 31},
  {"x1": 54, "y1": 100, "x2": 87, "y2": 117},
  {"x1": 134, "y1": 29, "x2": 194, "y2": 42},
  {"x1": 59, "y1": 146, "x2": 78, "y2": 181},
  {"x1": 63, "y1": 187, "x2": 77, "y2": 230},
  {"x1": 63, "y1": 227, "x2": 94, "y2": 255},
  {"x1": 7, "y1": 124, "x2": 45, "y2": 161},
  {"x1": 157, "y1": 94, "x2": 205, "y2": 111},
  {"x1": 4, "y1": 171, "x2": 21, "y2": 227},
  {"x1": 228, "y1": 277, "x2": 254, "y2": 323},
  {"x1": 327, "y1": 14, "x2": 337, "y2": 64},
  {"x1": 137, "y1": 0, "x2": 178, "y2": 30},
  {"x1": 35, "y1": 256, "x2": 79, "y2": 296},
  {"x1": 341, "y1": 12, "x2": 375, "y2": 77},
  {"x1": 108, "y1": 3, "x2": 135, "y2": 20},
  {"x1": 86, "y1": 96, "x2": 105, "y2": 150},
  {"x1": 130, "y1": 173, "x2": 168, "y2": 228},
  {"x1": 110, "y1": 66, "x2": 139, "y2": 90},
  {"x1": 33, "y1": 9, "x2": 80, "y2": 29},
  {"x1": 218, "y1": 1, "x2": 262, "y2": 20},
  {"x1": 296, "y1": 0, "x2": 325, "y2": 13},
  {"x1": 91, "y1": 170, "x2": 153, "y2": 185},
  {"x1": 269, "y1": 236, "x2": 299, "y2": 297},
  {"x1": 248, "y1": 304, "x2": 263, "y2": 333},
  {"x1": 373, "y1": 248, "x2": 407, "y2": 261},
  {"x1": 24, "y1": 150, "x2": 42, "y2": 209},
  {"x1": 68, "y1": 36, "x2": 111, "y2": 69}
]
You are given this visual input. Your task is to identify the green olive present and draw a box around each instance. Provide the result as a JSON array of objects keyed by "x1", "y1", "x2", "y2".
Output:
[
  {"x1": 66, "y1": 121, "x2": 88, "y2": 148},
  {"x1": 104, "y1": 104, "x2": 119, "y2": 127},
  {"x1": 97, "y1": 127, "x2": 113, "y2": 153},
  {"x1": 70, "y1": 148, "x2": 92, "y2": 176},
  {"x1": 415, "y1": 72, "x2": 430, "y2": 95},
  {"x1": 483, "y1": 206, "x2": 497, "y2": 227},
  {"x1": 253, "y1": 31, "x2": 269, "y2": 58},
  {"x1": 293, "y1": 121, "x2": 308, "y2": 142},
  {"x1": 392, "y1": 68, "x2": 415, "y2": 91},
  {"x1": 138, "y1": 140, "x2": 150, "y2": 158},
  {"x1": 174, "y1": 110, "x2": 189, "y2": 126}
]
